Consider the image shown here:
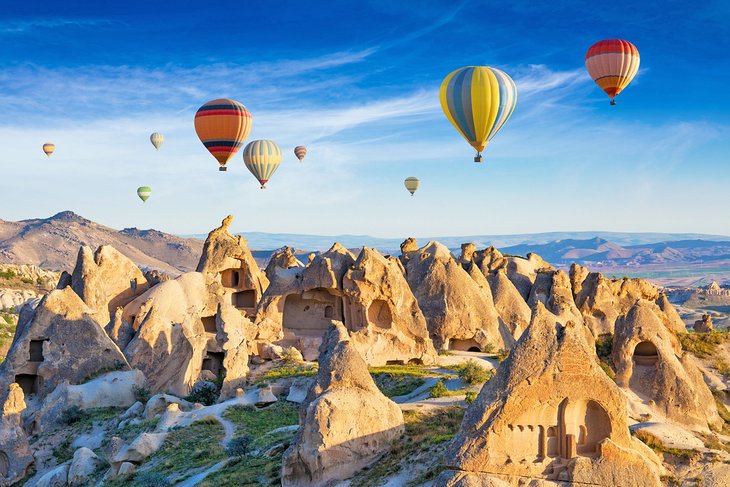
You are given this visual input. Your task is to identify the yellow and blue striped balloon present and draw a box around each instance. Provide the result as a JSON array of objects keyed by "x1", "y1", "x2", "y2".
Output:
[
  {"x1": 439, "y1": 66, "x2": 517, "y2": 162},
  {"x1": 243, "y1": 139, "x2": 282, "y2": 189}
]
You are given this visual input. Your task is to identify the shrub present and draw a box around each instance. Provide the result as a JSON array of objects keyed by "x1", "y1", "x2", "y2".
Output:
[
  {"x1": 131, "y1": 471, "x2": 172, "y2": 487},
  {"x1": 456, "y1": 360, "x2": 492, "y2": 385},
  {"x1": 428, "y1": 380, "x2": 448, "y2": 399},
  {"x1": 185, "y1": 381, "x2": 220, "y2": 406},
  {"x1": 0, "y1": 270, "x2": 16, "y2": 280},
  {"x1": 226, "y1": 435, "x2": 254, "y2": 457},
  {"x1": 495, "y1": 349, "x2": 509, "y2": 362},
  {"x1": 465, "y1": 391, "x2": 478, "y2": 404},
  {"x1": 481, "y1": 342, "x2": 496, "y2": 354},
  {"x1": 280, "y1": 346, "x2": 303, "y2": 363},
  {"x1": 133, "y1": 384, "x2": 151, "y2": 404},
  {"x1": 61, "y1": 405, "x2": 85, "y2": 425}
]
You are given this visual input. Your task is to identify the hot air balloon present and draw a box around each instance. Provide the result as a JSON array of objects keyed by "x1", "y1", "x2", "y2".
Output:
[
  {"x1": 440, "y1": 66, "x2": 517, "y2": 162},
  {"x1": 42, "y1": 143, "x2": 55, "y2": 157},
  {"x1": 404, "y1": 177, "x2": 420, "y2": 196},
  {"x1": 294, "y1": 146, "x2": 307, "y2": 161},
  {"x1": 150, "y1": 132, "x2": 164, "y2": 150},
  {"x1": 243, "y1": 140, "x2": 282, "y2": 189},
  {"x1": 137, "y1": 186, "x2": 152, "y2": 202},
  {"x1": 194, "y1": 98, "x2": 252, "y2": 171},
  {"x1": 585, "y1": 39, "x2": 640, "y2": 105}
]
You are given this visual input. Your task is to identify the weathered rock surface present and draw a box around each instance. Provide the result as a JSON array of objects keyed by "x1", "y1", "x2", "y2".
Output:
[
  {"x1": 0, "y1": 383, "x2": 33, "y2": 485},
  {"x1": 613, "y1": 300, "x2": 722, "y2": 430},
  {"x1": 67, "y1": 447, "x2": 101, "y2": 486},
  {"x1": 0, "y1": 287, "x2": 129, "y2": 399},
  {"x1": 440, "y1": 303, "x2": 663, "y2": 486},
  {"x1": 281, "y1": 322, "x2": 404, "y2": 486},
  {"x1": 402, "y1": 241, "x2": 507, "y2": 351},
  {"x1": 486, "y1": 270, "x2": 531, "y2": 340},
  {"x1": 265, "y1": 247, "x2": 304, "y2": 282},
  {"x1": 122, "y1": 272, "x2": 249, "y2": 396},
  {"x1": 69, "y1": 245, "x2": 149, "y2": 326},
  {"x1": 694, "y1": 313, "x2": 714, "y2": 332}
]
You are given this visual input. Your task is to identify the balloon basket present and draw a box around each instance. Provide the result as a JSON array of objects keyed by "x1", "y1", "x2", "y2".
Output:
[
  {"x1": 610, "y1": 100, "x2": 617, "y2": 106},
  {"x1": 219, "y1": 166, "x2": 227, "y2": 172},
  {"x1": 474, "y1": 155, "x2": 483, "y2": 163}
]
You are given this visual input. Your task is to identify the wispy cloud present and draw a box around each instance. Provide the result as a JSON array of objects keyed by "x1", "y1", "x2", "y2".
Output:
[{"x1": 0, "y1": 18, "x2": 114, "y2": 34}]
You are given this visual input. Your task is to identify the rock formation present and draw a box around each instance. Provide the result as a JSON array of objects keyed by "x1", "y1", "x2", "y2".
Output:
[
  {"x1": 528, "y1": 270, "x2": 583, "y2": 326},
  {"x1": 0, "y1": 287, "x2": 129, "y2": 399},
  {"x1": 401, "y1": 240, "x2": 508, "y2": 351},
  {"x1": 196, "y1": 215, "x2": 268, "y2": 316},
  {"x1": 68, "y1": 245, "x2": 150, "y2": 326},
  {"x1": 613, "y1": 300, "x2": 722, "y2": 430},
  {"x1": 439, "y1": 303, "x2": 663, "y2": 486},
  {"x1": 0, "y1": 384, "x2": 33, "y2": 484},
  {"x1": 485, "y1": 270, "x2": 532, "y2": 340},
  {"x1": 255, "y1": 243, "x2": 435, "y2": 365},
  {"x1": 281, "y1": 322, "x2": 404, "y2": 486},
  {"x1": 122, "y1": 272, "x2": 249, "y2": 396},
  {"x1": 694, "y1": 313, "x2": 714, "y2": 332},
  {"x1": 343, "y1": 247, "x2": 436, "y2": 364},
  {"x1": 264, "y1": 247, "x2": 304, "y2": 281}
]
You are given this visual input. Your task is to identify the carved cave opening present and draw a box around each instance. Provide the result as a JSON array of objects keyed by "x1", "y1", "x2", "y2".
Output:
[
  {"x1": 448, "y1": 337, "x2": 482, "y2": 352},
  {"x1": 29, "y1": 340, "x2": 44, "y2": 362},
  {"x1": 14, "y1": 374, "x2": 39, "y2": 396},
  {"x1": 201, "y1": 315, "x2": 217, "y2": 334},
  {"x1": 367, "y1": 299, "x2": 392, "y2": 329},
  {"x1": 233, "y1": 290, "x2": 256, "y2": 309},
  {"x1": 0, "y1": 451, "x2": 8, "y2": 478},
  {"x1": 633, "y1": 341, "x2": 659, "y2": 366},
  {"x1": 202, "y1": 351, "x2": 225, "y2": 377}
]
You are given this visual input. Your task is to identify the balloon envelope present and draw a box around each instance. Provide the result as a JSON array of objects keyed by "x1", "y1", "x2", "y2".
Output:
[
  {"x1": 194, "y1": 99, "x2": 252, "y2": 170},
  {"x1": 585, "y1": 39, "x2": 640, "y2": 103},
  {"x1": 243, "y1": 140, "x2": 282, "y2": 189},
  {"x1": 404, "y1": 177, "x2": 420, "y2": 195},
  {"x1": 150, "y1": 132, "x2": 164, "y2": 150},
  {"x1": 137, "y1": 186, "x2": 152, "y2": 202},
  {"x1": 294, "y1": 145, "x2": 307, "y2": 161},
  {"x1": 440, "y1": 66, "x2": 517, "y2": 162},
  {"x1": 42, "y1": 143, "x2": 55, "y2": 157}
]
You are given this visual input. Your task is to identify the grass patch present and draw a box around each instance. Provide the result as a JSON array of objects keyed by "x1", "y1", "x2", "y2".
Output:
[
  {"x1": 372, "y1": 372, "x2": 425, "y2": 398},
  {"x1": 428, "y1": 380, "x2": 468, "y2": 399},
  {"x1": 51, "y1": 407, "x2": 123, "y2": 462},
  {"x1": 451, "y1": 359, "x2": 492, "y2": 385},
  {"x1": 677, "y1": 331, "x2": 729, "y2": 359},
  {"x1": 634, "y1": 429, "x2": 701, "y2": 460},
  {"x1": 199, "y1": 402, "x2": 300, "y2": 486},
  {"x1": 253, "y1": 363, "x2": 318, "y2": 384},
  {"x1": 368, "y1": 364, "x2": 443, "y2": 377},
  {"x1": 349, "y1": 407, "x2": 464, "y2": 487},
  {"x1": 223, "y1": 401, "x2": 299, "y2": 438},
  {"x1": 146, "y1": 419, "x2": 226, "y2": 479}
]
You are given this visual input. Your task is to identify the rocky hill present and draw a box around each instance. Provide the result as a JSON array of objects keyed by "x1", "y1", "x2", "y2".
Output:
[{"x1": 0, "y1": 211, "x2": 203, "y2": 274}]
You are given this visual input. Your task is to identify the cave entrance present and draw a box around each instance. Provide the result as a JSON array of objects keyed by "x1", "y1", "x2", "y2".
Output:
[
  {"x1": 558, "y1": 398, "x2": 611, "y2": 458},
  {"x1": 201, "y1": 316, "x2": 217, "y2": 334},
  {"x1": 232, "y1": 290, "x2": 256, "y2": 309},
  {"x1": 633, "y1": 341, "x2": 659, "y2": 366},
  {"x1": 29, "y1": 340, "x2": 44, "y2": 362},
  {"x1": 14, "y1": 374, "x2": 39, "y2": 396},
  {"x1": 202, "y1": 352, "x2": 225, "y2": 377},
  {"x1": 283, "y1": 289, "x2": 343, "y2": 336},
  {"x1": 448, "y1": 337, "x2": 482, "y2": 352},
  {"x1": 221, "y1": 269, "x2": 242, "y2": 288},
  {"x1": 367, "y1": 299, "x2": 392, "y2": 329}
]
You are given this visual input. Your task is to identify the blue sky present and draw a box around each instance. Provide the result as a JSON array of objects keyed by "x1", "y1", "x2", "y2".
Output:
[{"x1": 1, "y1": 0, "x2": 728, "y2": 237}]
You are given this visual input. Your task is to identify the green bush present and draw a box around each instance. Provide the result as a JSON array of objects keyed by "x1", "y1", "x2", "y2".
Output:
[
  {"x1": 226, "y1": 435, "x2": 254, "y2": 457},
  {"x1": 133, "y1": 384, "x2": 151, "y2": 404},
  {"x1": 185, "y1": 381, "x2": 220, "y2": 406},
  {"x1": 456, "y1": 360, "x2": 492, "y2": 385},
  {"x1": 0, "y1": 270, "x2": 16, "y2": 280},
  {"x1": 481, "y1": 342, "x2": 496, "y2": 354},
  {"x1": 428, "y1": 380, "x2": 448, "y2": 398},
  {"x1": 61, "y1": 405, "x2": 85, "y2": 425},
  {"x1": 495, "y1": 349, "x2": 510, "y2": 362},
  {"x1": 465, "y1": 391, "x2": 478, "y2": 404},
  {"x1": 280, "y1": 346, "x2": 303, "y2": 363}
]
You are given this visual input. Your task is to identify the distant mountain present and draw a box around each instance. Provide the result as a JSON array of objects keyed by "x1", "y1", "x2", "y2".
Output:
[
  {"x1": 183, "y1": 230, "x2": 730, "y2": 253},
  {"x1": 0, "y1": 211, "x2": 203, "y2": 273}
]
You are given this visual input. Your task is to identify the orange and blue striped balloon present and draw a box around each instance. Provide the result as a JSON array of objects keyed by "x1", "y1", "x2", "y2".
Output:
[
  {"x1": 439, "y1": 66, "x2": 517, "y2": 162},
  {"x1": 243, "y1": 140, "x2": 282, "y2": 189},
  {"x1": 194, "y1": 99, "x2": 252, "y2": 171},
  {"x1": 585, "y1": 39, "x2": 640, "y2": 105}
]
